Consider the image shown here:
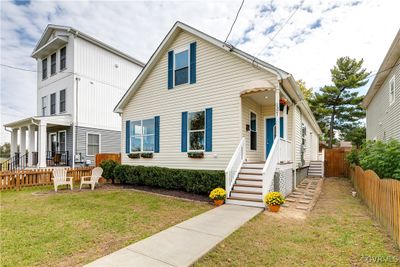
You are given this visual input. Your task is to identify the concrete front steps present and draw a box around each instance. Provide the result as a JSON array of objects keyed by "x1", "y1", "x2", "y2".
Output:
[
  {"x1": 226, "y1": 162, "x2": 265, "y2": 208},
  {"x1": 308, "y1": 160, "x2": 324, "y2": 177}
]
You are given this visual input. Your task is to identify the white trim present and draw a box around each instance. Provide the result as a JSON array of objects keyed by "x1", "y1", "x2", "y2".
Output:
[
  {"x1": 389, "y1": 75, "x2": 396, "y2": 105},
  {"x1": 173, "y1": 44, "x2": 190, "y2": 87},
  {"x1": 58, "y1": 130, "x2": 67, "y2": 152},
  {"x1": 86, "y1": 132, "x2": 101, "y2": 156},
  {"x1": 249, "y1": 110, "x2": 257, "y2": 151},
  {"x1": 41, "y1": 95, "x2": 47, "y2": 116},
  {"x1": 59, "y1": 88, "x2": 66, "y2": 113},
  {"x1": 130, "y1": 118, "x2": 155, "y2": 153},
  {"x1": 187, "y1": 110, "x2": 206, "y2": 152},
  {"x1": 49, "y1": 132, "x2": 57, "y2": 152}
]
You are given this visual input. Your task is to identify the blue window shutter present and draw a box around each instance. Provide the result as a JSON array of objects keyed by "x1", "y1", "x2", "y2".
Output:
[
  {"x1": 125, "y1": 120, "x2": 131, "y2": 153},
  {"x1": 190, "y1": 42, "x2": 196, "y2": 84},
  {"x1": 205, "y1": 108, "x2": 212, "y2": 152},
  {"x1": 154, "y1": 116, "x2": 160, "y2": 153},
  {"x1": 168, "y1": 51, "x2": 174, "y2": 89},
  {"x1": 181, "y1": 112, "x2": 188, "y2": 152}
]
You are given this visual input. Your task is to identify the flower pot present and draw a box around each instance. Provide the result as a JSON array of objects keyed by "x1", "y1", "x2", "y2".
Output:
[
  {"x1": 268, "y1": 204, "x2": 281, "y2": 212},
  {"x1": 214, "y1": 199, "x2": 224, "y2": 206}
]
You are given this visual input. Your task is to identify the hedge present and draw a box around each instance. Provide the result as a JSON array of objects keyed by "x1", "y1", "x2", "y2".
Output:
[
  {"x1": 114, "y1": 165, "x2": 225, "y2": 195},
  {"x1": 99, "y1": 159, "x2": 119, "y2": 184}
]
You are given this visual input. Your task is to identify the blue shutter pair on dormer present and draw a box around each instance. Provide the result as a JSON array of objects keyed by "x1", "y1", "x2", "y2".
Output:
[
  {"x1": 168, "y1": 42, "x2": 196, "y2": 89},
  {"x1": 125, "y1": 117, "x2": 160, "y2": 153}
]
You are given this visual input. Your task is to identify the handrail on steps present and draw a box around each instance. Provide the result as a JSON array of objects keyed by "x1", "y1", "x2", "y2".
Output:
[
  {"x1": 262, "y1": 137, "x2": 280, "y2": 199},
  {"x1": 225, "y1": 137, "x2": 246, "y2": 196}
]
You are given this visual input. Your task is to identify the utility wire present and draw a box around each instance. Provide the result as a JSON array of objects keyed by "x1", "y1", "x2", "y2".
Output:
[
  {"x1": 224, "y1": 0, "x2": 245, "y2": 43},
  {"x1": 253, "y1": 0, "x2": 304, "y2": 63}
]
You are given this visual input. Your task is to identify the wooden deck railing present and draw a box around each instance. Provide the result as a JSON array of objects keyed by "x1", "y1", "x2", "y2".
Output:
[
  {"x1": 349, "y1": 166, "x2": 400, "y2": 248},
  {"x1": 0, "y1": 167, "x2": 94, "y2": 191}
]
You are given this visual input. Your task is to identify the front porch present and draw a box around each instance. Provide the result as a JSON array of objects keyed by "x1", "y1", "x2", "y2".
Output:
[{"x1": 3, "y1": 115, "x2": 73, "y2": 171}]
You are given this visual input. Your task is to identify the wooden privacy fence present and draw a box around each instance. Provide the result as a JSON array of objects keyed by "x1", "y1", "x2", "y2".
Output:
[
  {"x1": 0, "y1": 167, "x2": 94, "y2": 191},
  {"x1": 349, "y1": 166, "x2": 400, "y2": 248},
  {"x1": 95, "y1": 153, "x2": 121, "y2": 166},
  {"x1": 325, "y1": 148, "x2": 350, "y2": 177}
]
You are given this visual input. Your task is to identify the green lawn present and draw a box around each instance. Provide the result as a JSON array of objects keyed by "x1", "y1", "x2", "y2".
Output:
[
  {"x1": 0, "y1": 186, "x2": 211, "y2": 267},
  {"x1": 197, "y1": 177, "x2": 400, "y2": 266}
]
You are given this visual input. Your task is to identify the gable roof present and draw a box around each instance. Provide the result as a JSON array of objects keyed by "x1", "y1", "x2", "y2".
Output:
[
  {"x1": 114, "y1": 21, "x2": 322, "y2": 135},
  {"x1": 363, "y1": 29, "x2": 400, "y2": 107},
  {"x1": 31, "y1": 24, "x2": 145, "y2": 67}
]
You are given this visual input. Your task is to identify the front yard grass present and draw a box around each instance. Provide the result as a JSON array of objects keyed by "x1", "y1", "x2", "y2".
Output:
[
  {"x1": 197, "y1": 177, "x2": 400, "y2": 266},
  {"x1": 0, "y1": 186, "x2": 211, "y2": 267}
]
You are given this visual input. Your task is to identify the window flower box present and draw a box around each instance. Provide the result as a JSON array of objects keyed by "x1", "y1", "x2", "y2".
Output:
[
  {"x1": 141, "y1": 152, "x2": 153, "y2": 159},
  {"x1": 187, "y1": 151, "x2": 204, "y2": 158},
  {"x1": 128, "y1": 153, "x2": 140, "y2": 159}
]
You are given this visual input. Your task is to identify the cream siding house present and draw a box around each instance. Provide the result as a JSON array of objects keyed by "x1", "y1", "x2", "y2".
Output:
[
  {"x1": 364, "y1": 30, "x2": 400, "y2": 141},
  {"x1": 115, "y1": 22, "x2": 322, "y2": 207}
]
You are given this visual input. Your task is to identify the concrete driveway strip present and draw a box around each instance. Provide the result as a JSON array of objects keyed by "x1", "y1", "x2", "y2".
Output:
[{"x1": 86, "y1": 204, "x2": 262, "y2": 267}]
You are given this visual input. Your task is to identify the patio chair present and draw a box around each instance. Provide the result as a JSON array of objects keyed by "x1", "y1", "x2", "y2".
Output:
[
  {"x1": 80, "y1": 167, "x2": 103, "y2": 190},
  {"x1": 52, "y1": 168, "x2": 73, "y2": 192}
]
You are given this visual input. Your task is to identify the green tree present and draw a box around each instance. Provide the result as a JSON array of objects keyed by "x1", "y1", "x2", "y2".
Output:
[
  {"x1": 310, "y1": 57, "x2": 370, "y2": 148},
  {"x1": 0, "y1": 143, "x2": 10, "y2": 158},
  {"x1": 297, "y1": 79, "x2": 313, "y2": 102},
  {"x1": 341, "y1": 124, "x2": 366, "y2": 149}
]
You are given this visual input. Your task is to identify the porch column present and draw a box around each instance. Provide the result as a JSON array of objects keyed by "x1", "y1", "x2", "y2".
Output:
[
  {"x1": 19, "y1": 127, "x2": 27, "y2": 165},
  {"x1": 10, "y1": 129, "x2": 18, "y2": 158},
  {"x1": 37, "y1": 121, "x2": 47, "y2": 168},
  {"x1": 28, "y1": 124, "x2": 36, "y2": 166},
  {"x1": 275, "y1": 87, "x2": 280, "y2": 161}
]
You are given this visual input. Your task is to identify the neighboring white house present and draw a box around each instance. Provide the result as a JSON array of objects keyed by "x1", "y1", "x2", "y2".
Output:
[
  {"x1": 363, "y1": 30, "x2": 400, "y2": 141},
  {"x1": 3, "y1": 24, "x2": 144, "y2": 170},
  {"x1": 115, "y1": 22, "x2": 322, "y2": 207}
]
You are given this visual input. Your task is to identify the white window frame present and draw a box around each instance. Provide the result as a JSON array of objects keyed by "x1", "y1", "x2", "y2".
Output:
[
  {"x1": 249, "y1": 110, "x2": 257, "y2": 151},
  {"x1": 173, "y1": 45, "x2": 190, "y2": 87},
  {"x1": 389, "y1": 76, "x2": 395, "y2": 105},
  {"x1": 130, "y1": 119, "x2": 155, "y2": 153},
  {"x1": 86, "y1": 132, "x2": 101, "y2": 156},
  {"x1": 50, "y1": 92, "x2": 56, "y2": 115},
  {"x1": 41, "y1": 96, "x2": 47, "y2": 116},
  {"x1": 42, "y1": 58, "x2": 48, "y2": 80},
  {"x1": 60, "y1": 46, "x2": 67, "y2": 71},
  {"x1": 58, "y1": 130, "x2": 67, "y2": 152},
  {"x1": 50, "y1": 52, "x2": 57, "y2": 76},
  {"x1": 59, "y1": 89, "x2": 66, "y2": 113},
  {"x1": 48, "y1": 132, "x2": 57, "y2": 152},
  {"x1": 188, "y1": 110, "x2": 206, "y2": 152}
]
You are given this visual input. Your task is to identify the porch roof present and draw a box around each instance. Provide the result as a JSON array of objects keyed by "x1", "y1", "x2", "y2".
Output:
[{"x1": 4, "y1": 114, "x2": 73, "y2": 129}]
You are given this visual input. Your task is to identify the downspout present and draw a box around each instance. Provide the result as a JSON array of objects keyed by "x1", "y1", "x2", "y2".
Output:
[{"x1": 73, "y1": 77, "x2": 80, "y2": 168}]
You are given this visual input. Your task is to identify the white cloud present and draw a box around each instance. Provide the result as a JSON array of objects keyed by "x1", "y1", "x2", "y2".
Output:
[{"x1": 1, "y1": 0, "x2": 399, "y2": 143}]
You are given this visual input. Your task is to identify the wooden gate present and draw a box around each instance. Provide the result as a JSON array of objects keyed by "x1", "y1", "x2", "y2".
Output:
[{"x1": 325, "y1": 148, "x2": 350, "y2": 177}]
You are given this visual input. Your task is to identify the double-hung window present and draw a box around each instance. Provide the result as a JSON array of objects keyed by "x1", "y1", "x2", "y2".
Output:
[
  {"x1": 59, "y1": 89, "x2": 66, "y2": 113},
  {"x1": 131, "y1": 118, "x2": 155, "y2": 152},
  {"x1": 188, "y1": 111, "x2": 205, "y2": 151},
  {"x1": 51, "y1": 53, "x2": 56, "y2": 75},
  {"x1": 42, "y1": 58, "x2": 48, "y2": 80},
  {"x1": 50, "y1": 93, "x2": 56, "y2": 115},
  {"x1": 60, "y1": 47, "x2": 66, "y2": 71},
  {"x1": 87, "y1": 133, "x2": 100, "y2": 156},
  {"x1": 41, "y1": 96, "x2": 47, "y2": 116},
  {"x1": 389, "y1": 76, "x2": 395, "y2": 105},
  {"x1": 174, "y1": 48, "x2": 189, "y2": 86},
  {"x1": 250, "y1": 112, "x2": 257, "y2": 150}
]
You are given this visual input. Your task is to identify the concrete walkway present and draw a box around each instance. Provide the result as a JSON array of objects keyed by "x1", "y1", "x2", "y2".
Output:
[{"x1": 86, "y1": 204, "x2": 262, "y2": 267}]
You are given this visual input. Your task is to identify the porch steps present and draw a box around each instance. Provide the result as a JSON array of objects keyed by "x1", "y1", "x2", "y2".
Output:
[
  {"x1": 308, "y1": 161, "x2": 324, "y2": 177},
  {"x1": 226, "y1": 162, "x2": 265, "y2": 208}
]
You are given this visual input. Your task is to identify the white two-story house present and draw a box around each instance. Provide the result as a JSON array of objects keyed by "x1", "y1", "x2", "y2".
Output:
[{"x1": 3, "y1": 25, "x2": 144, "y2": 170}]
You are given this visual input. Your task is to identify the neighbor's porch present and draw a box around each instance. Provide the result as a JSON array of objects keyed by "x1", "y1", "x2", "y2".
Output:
[
  {"x1": 3, "y1": 115, "x2": 73, "y2": 171},
  {"x1": 240, "y1": 80, "x2": 294, "y2": 164}
]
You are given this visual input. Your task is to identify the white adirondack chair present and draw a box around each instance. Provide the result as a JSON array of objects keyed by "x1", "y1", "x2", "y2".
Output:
[
  {"x1": 52, "y1": 168, "x2": 73, "y2": 192},
  {"x1": 80, "y1": 167, "x2": 103, "y2": 190}
]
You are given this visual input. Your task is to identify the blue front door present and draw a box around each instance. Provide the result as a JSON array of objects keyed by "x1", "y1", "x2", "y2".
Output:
[{"x1": 266, "y1": 117, "x2": 284, "y2": 159}]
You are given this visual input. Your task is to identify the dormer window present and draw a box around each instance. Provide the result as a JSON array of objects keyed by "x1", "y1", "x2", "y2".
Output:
[
  {"x1": 51, "y1": 53, "x2": 56, "y2": 75},
  {"x1": 175, "y1": 48, "x2": 189, "y2": 86},
  {"x1": 42, "y1": 58, "x2": 48, "y2": 80},
  {"x1": 60, "y1": 47, "x2": 66, "y2": 71}
]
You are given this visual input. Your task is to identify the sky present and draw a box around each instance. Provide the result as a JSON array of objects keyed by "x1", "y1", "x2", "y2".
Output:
[{"x1": 1, "y1": 0, "x2": 399, "y2": 144}]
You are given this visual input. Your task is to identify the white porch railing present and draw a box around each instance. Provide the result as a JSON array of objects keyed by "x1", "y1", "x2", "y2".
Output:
[
  {"x1": 262, "y1": 137, "x2": 279, "y2": 200},
  {"x1": 279, "y1": 138, "x2": 292, "y2": 163},
  {"x1": 317, "y1": 148, "x2": 325, "y2": 176},
  {"x1": 225, "y1": 138, "x2": 246, "y2": 196}
]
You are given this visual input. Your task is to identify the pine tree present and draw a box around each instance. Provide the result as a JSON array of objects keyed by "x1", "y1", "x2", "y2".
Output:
[{"x1": 310, "y1": 57, "x2": 370, "y2": 148}]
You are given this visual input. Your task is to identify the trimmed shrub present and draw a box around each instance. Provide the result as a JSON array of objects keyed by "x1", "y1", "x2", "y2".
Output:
[
  {"x1": 114, "y1": 165, "x2": 225, "y2": 195},
  {"x1": 99, "y1": 159, "x2": 119, "y2": 183}
]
